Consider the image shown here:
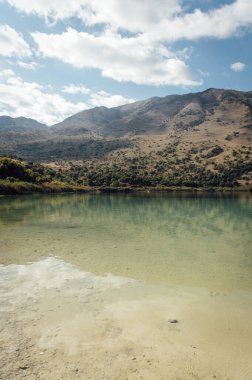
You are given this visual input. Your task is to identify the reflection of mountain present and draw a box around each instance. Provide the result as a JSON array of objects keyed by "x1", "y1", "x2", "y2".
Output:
[
  {"x1": 0, "y1": 194, "x2": 251, "y2": 290},
  {"x1": 0, "y1": 193, "x2": 251, "y2": 234}
]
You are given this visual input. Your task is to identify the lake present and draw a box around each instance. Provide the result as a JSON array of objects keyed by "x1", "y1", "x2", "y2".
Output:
[{"x1": 0, "y1": 193, "x2": 252, "y2": 379}]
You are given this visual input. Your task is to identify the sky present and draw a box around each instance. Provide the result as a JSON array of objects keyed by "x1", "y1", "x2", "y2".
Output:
[{"x1": 0, "y1": 0, "x2": 251, "y2": 125}]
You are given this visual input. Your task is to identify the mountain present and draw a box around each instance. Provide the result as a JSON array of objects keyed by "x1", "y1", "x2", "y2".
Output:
[
  {"x1": 52, "y1": 88, "x2": 252, "y2": 138},
  {"x1": 0, "y1": 89, "x2": 251, "y2": 189},
  {"x1": 0, "y1": 116, "x2": 50, "y2": 156},
  {"x1": 0, "y1": 116, "x2": 48, "y2": 131},
  {"x1": 1, "y1": 88, "x2": 252, "y2": 146}
]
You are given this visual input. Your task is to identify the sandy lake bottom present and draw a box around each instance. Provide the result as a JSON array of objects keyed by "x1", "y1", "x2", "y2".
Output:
[{"x1": 0, "y1": 193, "x2": 252, "y2": 379}]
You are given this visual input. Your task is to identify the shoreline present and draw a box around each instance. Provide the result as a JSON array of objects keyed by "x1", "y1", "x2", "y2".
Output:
[{"x1": 0, "y1": 180, "x2": 251, "y2": 196}]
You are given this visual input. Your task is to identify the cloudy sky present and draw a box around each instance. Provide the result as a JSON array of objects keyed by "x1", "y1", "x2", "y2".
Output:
[{"x1": 0, "y1": 0, "x2": 251, "y2": 125}]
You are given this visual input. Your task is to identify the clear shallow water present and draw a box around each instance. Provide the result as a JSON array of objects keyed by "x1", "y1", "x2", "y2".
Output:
[
  {"x1": 0, "y1": 193, "x2": 252, "y2": 379},
  {"x1": 0, "y1": 193, "x2": 251, "y2": 290}
]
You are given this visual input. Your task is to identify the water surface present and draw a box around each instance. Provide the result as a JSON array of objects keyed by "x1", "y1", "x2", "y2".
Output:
[
  {"x1": 0, "y1": 193, "x2": 251, "y2": 290},
  {"x1": 0, "y1": 193, "x2": 251, "y2": 379}
]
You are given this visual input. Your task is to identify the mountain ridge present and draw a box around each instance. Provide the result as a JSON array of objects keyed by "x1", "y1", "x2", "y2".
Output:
[
  {"x1": 0, "y1": 88, "x2": 251, "y2": 189},
  {"x1": 1, "y1": 87, "x2": 251, "y2": 133},
  {"x1": 0, "y1": 115, "x2": 48, "y2": 130},
  {"x1": 51, "y1": 88, "x2": 252, "y2": 137}
]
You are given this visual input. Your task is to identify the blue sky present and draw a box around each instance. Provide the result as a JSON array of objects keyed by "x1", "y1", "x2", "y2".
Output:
[{"x1": 0, "y1": 0, "x2": 251, "y2": 125}]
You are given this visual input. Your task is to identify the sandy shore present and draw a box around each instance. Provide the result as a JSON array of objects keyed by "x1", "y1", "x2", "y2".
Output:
[{"x1": 0, "y1": 258, "x2": 252, "y2": 380}]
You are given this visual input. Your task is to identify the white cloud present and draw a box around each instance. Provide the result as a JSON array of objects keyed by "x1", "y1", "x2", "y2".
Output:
[
  {"x1": 32, "y1": 28, "x2": 201, "y2": 87},
  {"x1": 5, "y1": 0, "x2": 252, "y2": 40},
  {"x1": 5, "y1": 0, "x2": 181, "y2": 31},
  {"x1": 16, "y1": 60, "x2": 41, "y2": 70},
  {"x1": 62, "y1": 84, "x2": 91, "y2": 95},
  {"x1": 62, "y1": 84, "x2": 135, "y2": 107},
  {"x1": 0, "y1": 70, "x2": 87, "y2": 125},
  {"x1": 0, "y1": 71, "x2": 136, "y2": 124},
  {"x1": 88, "y1": 90, "x2": 135, "y2": 108},
  {"x1": 0, "y1": 69, "x2": 15, "y2": 78},
  {"x1": 230, "y1": 62, "x2": 246, "y2": 72},
  {"x1": 149, "y1": 0, "x2": 252, "y2": 42},
  {"x1": 197, "y1": 69, "x2": 210, "y2": 78},
  {"x1": 4, "y1": 1, "x2": 252, "y2": 88},
  {"x1": 0, "y1": 24, "x2": 31, "y2": 57},
  {"x1": 78, "y1": 0, "x2": 181, "y2": 33}
]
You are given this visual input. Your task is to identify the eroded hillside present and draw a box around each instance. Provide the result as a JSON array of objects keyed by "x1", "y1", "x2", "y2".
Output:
[{"x1": 0, "y1": 89, "x2": 251, "y2": 189}]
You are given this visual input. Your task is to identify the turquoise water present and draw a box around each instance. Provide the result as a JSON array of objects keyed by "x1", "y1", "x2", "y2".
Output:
[{"x1": 0, "y1": 193, "x2": 251, "y2": 290}]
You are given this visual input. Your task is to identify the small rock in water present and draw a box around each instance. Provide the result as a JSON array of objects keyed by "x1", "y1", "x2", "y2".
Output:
[{"x1": 168, "y1": 318, "x2": 179, "y2": 324}]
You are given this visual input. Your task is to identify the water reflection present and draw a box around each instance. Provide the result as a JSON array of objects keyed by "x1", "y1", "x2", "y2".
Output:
[{"x1": 0, "y1": 193, "x2": 251, "y2": 290}]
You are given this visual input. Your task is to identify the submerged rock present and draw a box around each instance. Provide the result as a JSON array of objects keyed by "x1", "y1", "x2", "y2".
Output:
[{"x1": 168, "y1": 319, "x2": 179, "y2": 324}]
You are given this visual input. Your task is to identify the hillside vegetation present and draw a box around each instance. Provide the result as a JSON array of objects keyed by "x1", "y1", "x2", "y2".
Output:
[
  {"x1": 0, "y1": 157, "x2": 90, "y2": 194},
  {"x1": 0, "y1": 151, "x2": 251, "y2": 195},
  {"x1": 0, "y1": 89, "x2": 251, "y2": 193}
]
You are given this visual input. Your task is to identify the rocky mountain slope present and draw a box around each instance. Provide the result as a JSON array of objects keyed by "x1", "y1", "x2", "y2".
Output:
[
  {"x1": 0, "y1": 89, "x2": 251, "y2": 188},
  {"x1": 1, "y1": 88, "x2": 252, "y2": 151},
  {"x1": 52, "y1": 88, "x2": 252, "y2": 138},
  {"x1": 0, "y1": 116, "x2": 47, "y2": 131},
  {"x1": 0, "y1": 116, "x2": 49, "y2": 152}
]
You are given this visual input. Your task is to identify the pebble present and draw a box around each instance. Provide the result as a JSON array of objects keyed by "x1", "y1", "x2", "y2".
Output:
[{"x1": 168, "y1": 319, "x2": 179, "y2": 324}]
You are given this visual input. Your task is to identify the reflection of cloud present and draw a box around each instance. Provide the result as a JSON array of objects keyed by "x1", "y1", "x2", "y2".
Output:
[
  {"x1": 0, "y1": 257, "x2": 132, "y2": 311},
  {"x1": 0, "y1": 195, "x2": 250, "y2": 290}
]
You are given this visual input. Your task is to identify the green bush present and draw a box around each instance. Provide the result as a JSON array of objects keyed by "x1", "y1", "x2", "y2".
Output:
[{"x1": 0, "y1": 157, "x2": 35, "y2": 182}]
